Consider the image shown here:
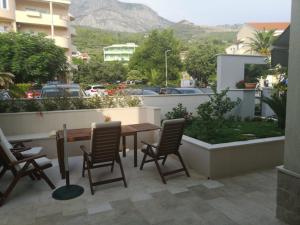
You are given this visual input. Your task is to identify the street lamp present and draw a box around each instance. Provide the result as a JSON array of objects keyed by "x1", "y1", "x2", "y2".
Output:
[{"x1": 165, "y1": 49, "x2": 171, "y2": 87}]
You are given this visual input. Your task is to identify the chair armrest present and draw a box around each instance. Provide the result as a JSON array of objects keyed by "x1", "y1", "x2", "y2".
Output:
[
  {"x1": 10, "y1": 140, "x2": 32, "y2": 148},
  {"x1": 11, "y1": 147, "x2": 32, "y2": 152},
  {"x1": 141, "y1": 141, "x2": 158, "y2": 148},
  {"x1": 80, "y1": 145, "x2": 90, "y2": 156},
  {"x1": 11, "y1": 154, "x2": 47, "y2": 166}
]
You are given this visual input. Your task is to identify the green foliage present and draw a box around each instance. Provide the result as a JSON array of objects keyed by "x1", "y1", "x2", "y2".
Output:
[
  {"x1": 0, "y1": 96, "x2": 141, "y2": 113},
  {"x1": 0, "y1": 72, "x2": 14, "y2": 88},
  {"x1": 244, "y1": 64, "x2": 270, "y2": 82},
  {"x1": 185, "y1": 119, "x2": 284, "y2": 144},
  {"x1": 73, "y1": 59, "x2": 128, "y2": 85},
  {"x1": 165, "y1": 103, "x2": 193, "y2": 124},
  {"x1": 190, "y1": 88, "x2": 241, "y2": 140},
  {"x1": 129, "y1": 29, "x2": 183, "y2": 86},
  {"x1": 0, "y1": 32, "x2": 67, "y2": 83},
  {"x1": 248, "y1": 29, "x2": 276, "y2": 55},
  {"x1": 127, "y1": 70, "x2": 147, "y2": 83},
  {"x1": 263, "y1": 92, "x2": 287, "y2": 129},
  {"x1": 185, "y1": 43, "x2": 224, "y2": 86},
  {"x1": 9, "y1": 83, "x2": 31, "y2": 98}
]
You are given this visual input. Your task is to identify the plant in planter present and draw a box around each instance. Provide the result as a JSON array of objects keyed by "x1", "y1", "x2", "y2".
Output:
[
  {"x1": 244, "y1": 64, "x2": 270, "y2": 89},
  {"x1": 165, "y1": 103, "x2": 193, "y2": 125},
  {"x1": 236, "y1": 80, "x2": 246, "y2": 89}
]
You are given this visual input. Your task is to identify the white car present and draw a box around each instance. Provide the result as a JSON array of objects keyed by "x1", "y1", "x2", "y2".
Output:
[{"x1": 85, "y1": 85, "x2": 106, "y2": 97}]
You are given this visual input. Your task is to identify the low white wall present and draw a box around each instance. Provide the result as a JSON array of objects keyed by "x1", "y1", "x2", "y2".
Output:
[
  {"x1": 0, "y1": 107, "x2": 161, "y2": 159},
  {"x1": 227, "y1": 89, "x2": 256, "y2": 118},
  {"x1": 181, "y1": 135, "x2": 285, "y2": 179},
  {"x1": 262, "y1": 87, "x2": 275, "y2": 117},
  {"x1": 140, "y1": 94, "x2": 211, "y2": 118}
]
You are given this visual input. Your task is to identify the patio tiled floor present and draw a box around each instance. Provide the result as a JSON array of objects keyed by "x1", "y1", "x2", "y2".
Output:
[{"x1": 0, "y1": 151, "x2": 286, "y2": 225}]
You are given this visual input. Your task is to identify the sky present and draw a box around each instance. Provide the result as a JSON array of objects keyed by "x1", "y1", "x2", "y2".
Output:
[{"x1": 121, "y1": 0, "x2": 292, "y2": 26}]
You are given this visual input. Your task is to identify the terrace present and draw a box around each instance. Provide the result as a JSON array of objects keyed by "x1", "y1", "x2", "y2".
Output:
[
  {"x1": 0, "y1": 2, "x2": 299, "y2": 225},
  {"x1": 0, "y1": 153, "x2": 284, "y2": 225}
]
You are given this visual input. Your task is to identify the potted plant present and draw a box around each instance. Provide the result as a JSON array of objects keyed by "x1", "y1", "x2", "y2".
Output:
[
  {"x1": 236, "y1": 80, "x2": 246, "y2": 89},
  {"x1": 244, "y1": 75, "x2": 258, "y2": 89}
]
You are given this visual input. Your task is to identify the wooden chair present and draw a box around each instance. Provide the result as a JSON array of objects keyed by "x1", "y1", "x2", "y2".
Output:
[
  {"x1": 80, "y1": 122, "x2": 127, "y2": 195},
  {"x1": 0, "y1": 128, "x2": 43, "y2": 177},
  {"x1": 0, "y1": 139, "x2": 55, "y2": 206},
  {"x1": 140, "y1": 118, "x2": 190, "y2": 184}
]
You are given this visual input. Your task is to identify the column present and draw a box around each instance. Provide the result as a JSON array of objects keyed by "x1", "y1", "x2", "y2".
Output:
[{"x1": 276, "y1": 0, "x2": 300, "y2": 224}]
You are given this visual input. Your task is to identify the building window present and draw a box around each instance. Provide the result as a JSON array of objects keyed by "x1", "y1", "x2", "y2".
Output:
[{"x1": 1, "y1": 0, "x2": 8, "y2": 9}]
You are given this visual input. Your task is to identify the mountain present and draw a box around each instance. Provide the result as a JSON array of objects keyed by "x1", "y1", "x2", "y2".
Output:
[
  {"x1": 170, "y1": 20, "x2": 238, "y2": 43},
  {"x1": 70, "y1": 0, "x2": 173, "y2": 33}
]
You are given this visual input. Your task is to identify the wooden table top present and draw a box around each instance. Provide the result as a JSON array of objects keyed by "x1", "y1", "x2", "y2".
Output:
[{"x1": 62, "y1": 123, "x2": 160, "y2": 142}]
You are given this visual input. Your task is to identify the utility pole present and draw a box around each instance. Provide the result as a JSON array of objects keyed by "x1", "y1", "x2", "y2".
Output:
[{"x1": 165, "y1": 50, "x2": 171, "y2": 87}]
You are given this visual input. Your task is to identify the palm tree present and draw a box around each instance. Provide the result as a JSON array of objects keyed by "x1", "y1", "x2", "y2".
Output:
[
  {"x1": 248, "y1": 29, "x2": 276, "y2": 56},
  {"x1": 0, "y1": 72, "x2": 14, "y2": 88}
]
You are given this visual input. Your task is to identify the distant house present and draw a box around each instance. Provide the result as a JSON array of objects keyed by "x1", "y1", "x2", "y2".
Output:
[
  {"x1": 103, "y1": 43, "x2": 138, "y2": 62},
  {"x1": 226, "y1": 22, "x2": 290, "y2": 55}
]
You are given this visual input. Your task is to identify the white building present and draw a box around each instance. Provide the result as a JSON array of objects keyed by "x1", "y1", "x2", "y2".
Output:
[
  {"x1": 103, "y1": 43, "x2": 138, "y2": 62},
  {"x1": 226, "y1": 22, "x2": 290, "y2": 55}
]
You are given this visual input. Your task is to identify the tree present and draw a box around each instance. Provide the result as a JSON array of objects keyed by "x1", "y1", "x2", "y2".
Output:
[
  {"x1": 186, "y1": 43, "x2": 223, "y2": 86},
  {"x1": 248, "y1": 29, "x2": 275, "y2": 56},
  {"x1": 129, "y1": 29, "x2": 182, "y2": 86},
  {"x1": 0, "y1": 72, "x2": 14, "y2": 88},
  {"x1": 73, "y1": 58, "x2": 128, "y2": 84},
  {"x1": 0, "y1": 32, "x2": 67, "y2": 83},
  {"x1": 127, "y1": 70, "x2": 147, "y2": 82}
]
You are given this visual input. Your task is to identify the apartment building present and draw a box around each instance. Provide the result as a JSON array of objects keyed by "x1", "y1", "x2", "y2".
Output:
[
  {"x1": 103, "y1": 43, "x2": 138, "y2": 62},
  {"x1": 0, "y1": 0, "x2": 74, "y2": 58},
  {"x1": 226, "y1": 22, "x2": 290, "y2": 55}
]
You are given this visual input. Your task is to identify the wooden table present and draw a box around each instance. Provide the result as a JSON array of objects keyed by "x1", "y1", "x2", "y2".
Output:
[{"x1": 56, "y1": 123, "x2": 160, "y2": 179}]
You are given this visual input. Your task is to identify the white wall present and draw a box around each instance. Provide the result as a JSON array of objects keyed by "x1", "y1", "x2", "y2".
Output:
[
  {"x1": 0, "y1": 107, "x2": 161, "y2": 136},
  {"x1": 217, "y1": 54, "x2": 267, "y2": 91},
  {"x1": 140, "y1": 94, "x2": 211, "y2": 118}
]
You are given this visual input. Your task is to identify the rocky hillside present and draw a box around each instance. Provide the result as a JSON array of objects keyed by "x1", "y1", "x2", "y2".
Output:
[{"x1": 70, "y1": 0, "x2": 173, "y2": 33}]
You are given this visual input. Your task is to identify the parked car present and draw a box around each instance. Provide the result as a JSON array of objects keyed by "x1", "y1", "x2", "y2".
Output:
[
  {"x1": 160, "y1": 87, "x2": 204, "y2": 95},
  {"x1": 122, "y1": 89, "x2": 159, "y2": 96},
  {"x1": 160, "y1": 88, "x2": 182, "y2": 95},
  {"x1": 41, "y1": 84, "x2": 86, "y2": 98},
  {"x1": 175, "y1": 88, "x2": 204, "y2": 94},
  {"x1": 0, "y1": 90, "x2": 11, "y2": 100},
  {"x1": 85, "y1": 85, "x2": 106, "y2": 97},
  {"x1": 25, "y1": 84, "x2": 42, "y2": 99}
]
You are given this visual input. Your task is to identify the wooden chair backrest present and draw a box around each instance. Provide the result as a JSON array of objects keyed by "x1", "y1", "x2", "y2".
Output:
[
  {"x1": 90, "y1": 122, "x2": 121, "y2": 164},
  {"x1": 157, "y1": 119, "x2": 185, "y2": 155}
]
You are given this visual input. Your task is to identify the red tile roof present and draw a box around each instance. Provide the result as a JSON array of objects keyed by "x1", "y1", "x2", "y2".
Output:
[{"x1": 247, "y1": 22, "x2": 290, "y2": 31}]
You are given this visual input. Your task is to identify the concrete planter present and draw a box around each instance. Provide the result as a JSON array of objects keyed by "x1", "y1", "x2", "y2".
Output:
[{"x1": 181, "y1": 135, "x2": 285, "y2": 179}]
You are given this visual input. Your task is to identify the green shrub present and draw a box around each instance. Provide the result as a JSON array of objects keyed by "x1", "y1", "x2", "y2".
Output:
[
  {"x1": 0, "y1": 95, "x2": 141, "y2": 113},
  {"x1": 23, "y1": 100, "x2": 42, "y2": 112},
  {"x1": 165, "y1": 103, "x2": 193, "y2": 124}
]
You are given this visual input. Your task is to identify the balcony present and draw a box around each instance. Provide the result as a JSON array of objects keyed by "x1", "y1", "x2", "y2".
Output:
[
  {"x1": 15, "y1": 10, "x2": 68, "y2": 28},
  {"x1": 46, "y1": 35, "x2": 70, "y2": 49}
]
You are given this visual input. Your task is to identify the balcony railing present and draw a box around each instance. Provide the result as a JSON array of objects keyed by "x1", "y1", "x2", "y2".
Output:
[{"x1": 15, "y1": 10, "x2": 68, "y2": 28}]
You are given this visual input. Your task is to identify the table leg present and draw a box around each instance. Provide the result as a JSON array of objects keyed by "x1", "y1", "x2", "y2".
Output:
[
  {"x1": 122, "y1": 136, "x2": 126, "y2": 157},
  {"x1": 134, "y1": 133, "x2": 138, "y2": 167}
]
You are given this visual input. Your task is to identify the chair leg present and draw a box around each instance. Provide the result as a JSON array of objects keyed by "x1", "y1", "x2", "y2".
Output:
[
  {"x1": 177, "y1": 152, "x2": 190, "y2": 177},
  {"x1": 111, "y1": 160, "x2": 115, "y2": 173},
  {"x1": 1, "y1": 175, "x2": 21, "y2": 206},
  {"x1": 0, "y1": 167, "x2": 7, "y2": 179},
  {"x1": 162, "y1": 155, "x2": 167, "y2": 166},
  {"x1": 154, "y1": 158, "x2": 167, "y2": 184},
  {"x1": 140, "y1": 153, "x2": 147, "y2": 170},
  {"x1": 82, "y1": 157, "x2": 86, "y2": 177},
  {"x1": 87, "y1": 161, "x2": 94, "y2": 195},
  {"x1": 117, "y1": 156, "x2": 127, "y2": 188},
  {"x1": 38, "y1": 170, "x2": 56, "y2": 189}
]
